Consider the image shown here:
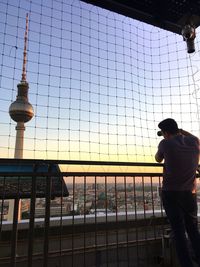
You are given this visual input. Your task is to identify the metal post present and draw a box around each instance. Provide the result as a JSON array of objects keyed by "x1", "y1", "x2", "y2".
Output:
[{"x1": 10, "y1": 197, "x2": 20, "y2": 267}]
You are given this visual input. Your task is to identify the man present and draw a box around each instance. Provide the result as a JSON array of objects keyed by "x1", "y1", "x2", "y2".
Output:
[{"x1": 155, "y1": 118, "x2": 200, "y2": 267}]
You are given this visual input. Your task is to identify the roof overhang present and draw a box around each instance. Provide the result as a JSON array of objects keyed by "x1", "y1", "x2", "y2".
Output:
[{"x1": 81, "y1": 0, "x2": 200, "y2": 35}]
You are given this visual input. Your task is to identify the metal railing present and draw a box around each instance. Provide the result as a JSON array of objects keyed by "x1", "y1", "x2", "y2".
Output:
[{"x1": 0, "y1": 159, "x2": 170, "y2": 267}]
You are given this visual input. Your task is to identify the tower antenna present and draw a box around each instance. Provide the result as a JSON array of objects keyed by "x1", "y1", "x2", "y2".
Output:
[{"x1": 22, "y1": 13, "x2": 29, "y2": 81}]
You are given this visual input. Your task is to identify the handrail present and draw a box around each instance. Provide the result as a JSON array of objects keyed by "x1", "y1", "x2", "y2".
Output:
[{"x1": 0, "y1": 158, "x2": 164, "y2": 167}]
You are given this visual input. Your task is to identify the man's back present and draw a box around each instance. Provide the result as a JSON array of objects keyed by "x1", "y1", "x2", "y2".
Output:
[{"x1": 158, "y1": 134, "x2": 199, "y2": 191}]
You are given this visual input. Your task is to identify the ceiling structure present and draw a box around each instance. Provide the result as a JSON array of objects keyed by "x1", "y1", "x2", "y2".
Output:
[{"x1": 81, "y1": 0, "x2": 200, "y2": 35}]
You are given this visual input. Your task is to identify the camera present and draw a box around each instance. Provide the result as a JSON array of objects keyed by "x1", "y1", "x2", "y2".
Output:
[
  {"x1": 181, "y1": 24, "x2": 196, "y2": 53},
  {"x1": 157, "y1": 131, "x2": 162, "y2": 136}
]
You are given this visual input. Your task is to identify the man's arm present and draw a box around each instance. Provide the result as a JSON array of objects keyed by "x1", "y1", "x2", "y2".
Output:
[
  {"x1": 155, "y1": 141, "x2": 164, "y2": 163},
  {"x1": 155, "y1": 151, "x2": 163, "y2": 163},
  {"x1": 179, "y1": 129, "x2": 196, "y2": 137}
]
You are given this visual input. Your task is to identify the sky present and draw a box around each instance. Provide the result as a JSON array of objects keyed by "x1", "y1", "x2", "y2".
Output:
[{"x1": 0, "y1": 0, "x2": 200, "y2": 163}]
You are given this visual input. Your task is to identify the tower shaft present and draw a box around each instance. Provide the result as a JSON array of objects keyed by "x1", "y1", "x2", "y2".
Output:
[{"x1": 14, "y1": 122, "x2": 25, "y2": 159}]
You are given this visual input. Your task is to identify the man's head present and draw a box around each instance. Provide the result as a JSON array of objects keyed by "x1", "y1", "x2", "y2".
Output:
[{"x1": 158, "y1": 118, "x2": 179, "y2": 138}]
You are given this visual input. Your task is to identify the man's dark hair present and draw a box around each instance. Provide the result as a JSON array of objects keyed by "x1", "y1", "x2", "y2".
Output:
[{"x1": 158, "y1": 118, "x2": 179, "y2": 134}]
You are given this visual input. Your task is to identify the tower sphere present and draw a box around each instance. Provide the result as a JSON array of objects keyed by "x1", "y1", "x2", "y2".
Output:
[{"x1": 9, "y1": 81, "x2": 34, "y2": 123}]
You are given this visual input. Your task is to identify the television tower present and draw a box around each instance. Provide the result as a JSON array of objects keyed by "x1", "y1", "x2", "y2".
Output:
[
  {"x1": 8, "y1": 14, "x2": 34, "y2": 220},
  {"x1": 9, "y1": 13, "x2": 34, "y2": 158}
]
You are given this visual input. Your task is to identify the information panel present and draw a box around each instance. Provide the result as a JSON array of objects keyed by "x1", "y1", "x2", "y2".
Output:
[{"x1": 0, "y1": 164, "x2": 69, "y2": 199}]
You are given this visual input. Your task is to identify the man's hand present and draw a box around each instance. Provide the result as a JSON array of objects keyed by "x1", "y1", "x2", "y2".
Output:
[
  {"x1": 179, "y1": 129, "x2": 193, "y2": 136},
  {"x1": 155, "y1": 151, "x2": 163, "y2": 163}
]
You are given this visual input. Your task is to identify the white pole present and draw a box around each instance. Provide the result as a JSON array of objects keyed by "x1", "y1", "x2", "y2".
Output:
[
  {"x1": 14, "y1": 122, "x2": 25, "y2": 159},
  {"x1": 7, "y1": 122, "x2": 25, "y2": 221}
]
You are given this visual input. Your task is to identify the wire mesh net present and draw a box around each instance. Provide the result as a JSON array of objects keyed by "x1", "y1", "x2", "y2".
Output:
[{"x1": 0, "y1": 0, "x2": 200, "y2": 162}]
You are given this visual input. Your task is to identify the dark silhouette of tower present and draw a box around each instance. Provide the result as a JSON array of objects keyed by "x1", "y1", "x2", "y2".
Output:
[
  {"x1": 8, "y1": 14, "x2": 34, "y2": 221},
  {"x1": 9, "y1": 13, "x2": 34, "y2": 159}
]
